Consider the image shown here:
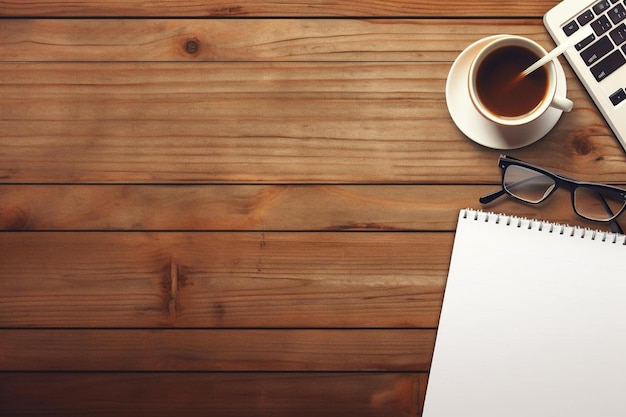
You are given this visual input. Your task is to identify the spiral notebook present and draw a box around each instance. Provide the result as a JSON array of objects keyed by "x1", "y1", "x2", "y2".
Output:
[{"x1": 423, "y1": 208, "x2": 626, "y2": 417}]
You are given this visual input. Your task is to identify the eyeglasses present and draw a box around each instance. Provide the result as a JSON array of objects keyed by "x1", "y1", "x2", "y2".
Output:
[{"x1": 480, "y1": 155, "x2": 626, "y2": 234}]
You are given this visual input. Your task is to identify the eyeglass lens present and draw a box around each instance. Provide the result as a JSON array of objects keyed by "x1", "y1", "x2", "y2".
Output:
[
  {"x1": 504, "y1": 164, "x2": 626, "y2": 221},
  {"x1": 504, "y1": 165, "x2": 555, "y2": 204},
  {"x1": 573, "y1": 187, "x2": 626, "y2": 221}
]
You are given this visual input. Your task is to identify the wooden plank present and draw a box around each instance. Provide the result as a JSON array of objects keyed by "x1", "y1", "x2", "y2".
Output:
[
  {"x1": 0, "y1": 19, "x2": 549, "y2": 62},
  {"x1": 1, "y1": 62, "x2": 623, "y2": 184},
  {"x1": 0, "y1": 329, "x2": 434, "y2": 371},
  {"x1": 0, "y1": 372, "x2": 426, "y2": 417},
  {"x1": 0, "y1": 232, "x2": 450, "y2": 328},
  {"x1": 0, "y1": 184, "x2": 477, "y2": 231},
  {"x1": 0, "y1": 0, "x2": 560, "y2": 18},
  {"x1": 1, "y1": 184, "x2": 623, "y2": 232}
]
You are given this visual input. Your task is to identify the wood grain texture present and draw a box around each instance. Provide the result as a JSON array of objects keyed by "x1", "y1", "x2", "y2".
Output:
[
  {"x1": 0, "y1": 373, "x2": 427, "y2": 417},
  {"x1": 1, "y1": 61, "x2": 623, "y2": 184},
  {"x1": 0, "y1": 0, "x2": 560, "y2": 17},
  {"x1": 0, "y1": 232, "x2": 450, "y2": 328},
  {"x1": 2, "y1": 184, "x2": 624, "y2": 232},
  {"x1": 0, "y1": 19, "x2": 549, "y2": 62},
  {"x1": 0, "y1": 329, "x2": 435, "y2": 371}
]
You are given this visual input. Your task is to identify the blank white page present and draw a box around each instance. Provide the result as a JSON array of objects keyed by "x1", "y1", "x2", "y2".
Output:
[{"x1": 423, "y1": 208, "x2": 626, "y2": 417}]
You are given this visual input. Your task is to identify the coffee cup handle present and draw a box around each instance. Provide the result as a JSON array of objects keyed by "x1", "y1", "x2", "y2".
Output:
[{"x1": 551, "y1": 94, "x2": 573, "y2": 112}]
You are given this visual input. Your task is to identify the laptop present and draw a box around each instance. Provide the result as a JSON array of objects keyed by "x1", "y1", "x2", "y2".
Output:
[{"x1": 544, "y1": 0, "x2": 626, "y2": 150}]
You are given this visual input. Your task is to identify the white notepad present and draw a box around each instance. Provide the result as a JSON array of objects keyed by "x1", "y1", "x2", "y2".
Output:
[{"x1": 423, "y1": 208, "x2": 626, "y2": 417}]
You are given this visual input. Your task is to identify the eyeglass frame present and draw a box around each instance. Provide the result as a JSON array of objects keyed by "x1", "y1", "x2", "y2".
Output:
[{"x1": 479, "y1": 155, "x2": 626, "y2": 234}]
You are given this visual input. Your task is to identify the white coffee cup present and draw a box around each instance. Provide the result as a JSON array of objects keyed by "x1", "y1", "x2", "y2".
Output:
[{"x1": 468, "y1": 35, "x2": 573, "y2": 126}]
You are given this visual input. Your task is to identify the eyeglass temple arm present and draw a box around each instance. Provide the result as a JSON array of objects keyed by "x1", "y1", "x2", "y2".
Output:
[
  {"x1": 609, "y1": 220, "x2": 624, "y2": 234},
  {"x1": 479, "y1": 188, "x2": 507, "y2": 204},
  {"x1": 595, "y1": 190, "x2": 625, "y2": 234},
  {"x1": 598, "y1": 197, "x2": 624, "y2": 234}
]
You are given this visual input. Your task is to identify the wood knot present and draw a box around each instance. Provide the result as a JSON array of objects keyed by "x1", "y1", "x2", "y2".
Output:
[
  {"x1": 572, "y1": 136, "x2": 594, "y2": 155},
  {"x1": 184, "y1": 39, "x2": 200, "y2": 55},
  {"x1": 0, "y1": 206, "x2": 30, "y2": 230},
  {"x1": 214, "y1": 303, "x2": 226, "y2": 319}
]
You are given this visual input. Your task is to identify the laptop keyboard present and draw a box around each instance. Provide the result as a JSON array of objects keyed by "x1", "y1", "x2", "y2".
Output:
[{"x1": 562, "y1": 0, "x2": 626, "y2": 105}]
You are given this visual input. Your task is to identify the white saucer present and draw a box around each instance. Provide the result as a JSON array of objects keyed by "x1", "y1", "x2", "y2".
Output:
[{"x1": 446, "y1": 35, "x2": 568, "y2": 149}]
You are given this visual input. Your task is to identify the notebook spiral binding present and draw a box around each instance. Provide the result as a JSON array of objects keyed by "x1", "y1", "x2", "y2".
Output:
[{"x1": 461, "y1": 208, "x2": 626, "y2": 245}]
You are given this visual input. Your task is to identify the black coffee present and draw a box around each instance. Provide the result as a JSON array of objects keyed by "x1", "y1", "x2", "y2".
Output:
[{"x1": 476, "y1": 45, "x2": 548, "y2": 118}]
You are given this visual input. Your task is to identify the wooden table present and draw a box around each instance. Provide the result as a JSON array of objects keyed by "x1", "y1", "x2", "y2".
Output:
[{"x1": 1, "y1": 1, "x2": 625, "y2": 416}]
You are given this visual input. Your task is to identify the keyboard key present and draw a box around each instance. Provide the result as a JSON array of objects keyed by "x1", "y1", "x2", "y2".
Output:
[
  {"x1": 563, "y1": 20, "x2": 580, "y2": 36},
  {"x1": 581, "y1": 35, "x2": 614, "y2": 65},
  {"x1": 593, "y1": 0, "x2": 612, "y2": 14},
  {"x1": 610, "y1": 88, "x2": 626, "y2": 105},
  {"x1": 578, "y1": 9, "x2": 595, "y2": 26},
  {"x1": 608, "y1": 3, "x2": 626, "y2": 23},
  {"x1": 610, "y1": 23, "x2": 626, "y2": 45},
  {"x1": 576, "y1": 33, "x2": 597, "y2": 50},
  {"x1": 592, "y1": 15, "x2": 613, "y2": 35},
  {"x1": 590, "y1": 49, "x2": 626, "y2": 80}
]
